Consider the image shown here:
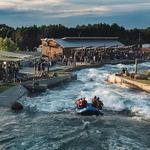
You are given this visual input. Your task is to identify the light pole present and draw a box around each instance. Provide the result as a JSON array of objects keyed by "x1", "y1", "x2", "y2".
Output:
[
  {"x1": 73, "y1": 50, "x2": 77, "y2": 67},
  {"x1": 135, "y1": 58, "x2": 138, "y2": 74}
]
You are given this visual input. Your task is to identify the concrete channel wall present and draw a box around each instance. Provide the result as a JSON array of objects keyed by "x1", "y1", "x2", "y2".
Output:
[
  {"x1": 22, "y1": 73, "x2": 77, "y2": 88},
  {"x1": 108, "y1": 74, "x2": 150, "y2": 93},
  {"x1": 0, "y1": 73, "x2": 77, "y2": 107},
  {"x1": 0, "y1": 85, "x2": 28, "y2": 107}
]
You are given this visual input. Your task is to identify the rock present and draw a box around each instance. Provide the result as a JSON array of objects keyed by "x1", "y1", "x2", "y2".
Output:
[
  {"x1": 11, "y1": 102, "x2": 23, "y2": 111},
  {"x1": 71, "y1": 74, "x2": 77, "y2": 80}
]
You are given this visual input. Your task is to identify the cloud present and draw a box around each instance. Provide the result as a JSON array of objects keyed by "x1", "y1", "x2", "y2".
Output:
[
  {"x1": 0, "y1": 0, "x2": 64, "y2": 11},
  {"x1": 0, "y1": 0, "x2": 110, "y2": 17},
  {"x1": 0, "y1": 0, "x2": 150, "y2": 27},
  {"x1": 66, "y1": 0, "x2": 150, "y2": 6},
  {"x1": 109, "y1": 3, "x2": 150, "y2": 13},
  {"x1": 0, "y1": 0, "x2": 150, "y2": 17}
]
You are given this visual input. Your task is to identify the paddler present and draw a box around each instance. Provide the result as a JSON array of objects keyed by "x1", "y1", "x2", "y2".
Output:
[
  {"x1": 75, "y1": 97, "x2": 87, "y2": 109},
  {"x1": 92, "y1": 96, "x2": 104, "y2": 109}
]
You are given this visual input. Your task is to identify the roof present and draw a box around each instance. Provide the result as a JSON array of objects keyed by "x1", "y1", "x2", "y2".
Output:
[
  {"x1": 0, "y1": 57, "x2": 21, "y2": 62},
  {"x1": 0, "y1": 51, "x2": 32, "y2": 60},
  {"x1": 142, "y1": 44, "x2": 150, "y2": 48},
  {"x1": 62, "y1": 37, "x2": 119, "y2": 40},
  {"x1": 55, "y1": 37, "x2": 124, "y2": 48}
]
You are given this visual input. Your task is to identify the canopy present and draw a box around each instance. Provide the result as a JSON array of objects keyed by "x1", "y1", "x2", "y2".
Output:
[
  {"x1": 0, "y1": 51, "x2": 32, "y2": 60},
  {"x1": 55, "y1": 38, "x2": 124, "y2": 49},
  {"x1": 0, "y1": 57, "x2": 21, "y2": 62}
]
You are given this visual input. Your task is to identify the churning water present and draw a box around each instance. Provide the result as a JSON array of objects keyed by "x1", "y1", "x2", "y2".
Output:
[{"x1": 0, "y1": 62, "x2": 150, "y2": 150}]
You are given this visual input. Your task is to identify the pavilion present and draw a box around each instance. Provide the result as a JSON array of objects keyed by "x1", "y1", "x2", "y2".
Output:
[{"x1": 41, "y1": 37, "x2": 124, "y2": 58}]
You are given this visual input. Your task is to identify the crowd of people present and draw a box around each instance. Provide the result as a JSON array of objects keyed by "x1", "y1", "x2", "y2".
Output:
[
  {"x1": 34, "y1": 59, "x2": 46, "y2": 76},
  {"x1": 53, "y1": 47, "x2": 146, "y2": 66},
  {"x1": 0, "y1": 62, "x2": 19, "y2": 82},
  {"x1": 75, "y1": 96, "x2": 104, "y2": 110},
  {"x1": 121, "y1": 68, "x2": 130, "y2": 76},
  {"x1": 0, "y1": 46, "x2": 148, "y2": 83},
  {"x1": 73, "y1": 47, "x2": 144, "y2": 64},
  {"x1": 31, "y1": 46, "x2": 147, "y2": 76}
]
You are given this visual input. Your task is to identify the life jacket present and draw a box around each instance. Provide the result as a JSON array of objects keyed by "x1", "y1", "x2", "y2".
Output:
[
  {"x1": 92, "y1": 99, "x2": 103, "y2": 109},
  {"x1": 92, "y1": 98, "x2": 97, "y2": 107},
  {"x1": 76, "y1": 99, "x2": 87, "y2": 108},
  {"x1": 97, "y1": 100, "x2": 103, "y2": 109}
]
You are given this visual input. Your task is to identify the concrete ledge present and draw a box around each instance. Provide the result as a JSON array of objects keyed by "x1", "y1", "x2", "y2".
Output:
[
  {"x1": 108, "y1": 74, "x2": 150, "y2": 93},
  {"x1": 0, "y1": 85, "x2": 28, "y2": 107},
  {"x1": 22, "y1": 73, "x2": 77, "y2": 89}
]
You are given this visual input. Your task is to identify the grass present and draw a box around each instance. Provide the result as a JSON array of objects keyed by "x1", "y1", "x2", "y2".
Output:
[
  {"x1": 0, "y1": 83, "x2": 15, "y2": 93},
  {"x1": 144, "y1": 70, "x2": 150, "y2": 76},
  {"x1": 136, "y1": 78, "x2": 150, "y2": 85},
  {"x1": 123, "y1": 76, "x2": 150, "y2": 85}
]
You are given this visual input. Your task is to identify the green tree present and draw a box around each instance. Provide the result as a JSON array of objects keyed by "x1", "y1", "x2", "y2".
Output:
[
  {"x1": 0, "y1": 37, "x2": 18, "y2": 51},
  {"x1": 0, "y1": 37, "x2": 4, "y2": 50},
  {"x1": 0, "y1": 24, "x2": 14, "y2": 38},
  {"x1": 1, "y1": 23, "x2": 150, "y2": 50}
]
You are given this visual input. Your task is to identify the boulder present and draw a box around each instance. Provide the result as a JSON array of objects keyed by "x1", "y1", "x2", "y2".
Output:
[
  {"x1": 11, "y1": 102, "x2": 23, "y2": 111},
  {"x1": 71, "y1": 74, "x2": 77, "y2": 80}
]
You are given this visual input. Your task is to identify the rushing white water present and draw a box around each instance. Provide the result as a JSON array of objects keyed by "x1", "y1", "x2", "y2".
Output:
[
  {"x1": 0, "y1": 62, "x2": 149, "y2": 150},
  {"x1": 22, "y1": 62, "x2": 150, "y2": 121}
]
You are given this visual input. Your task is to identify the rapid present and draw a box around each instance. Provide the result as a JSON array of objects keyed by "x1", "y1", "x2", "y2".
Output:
[{"x1": 0, "y1": 62, "x2": 150, "y2": 150}]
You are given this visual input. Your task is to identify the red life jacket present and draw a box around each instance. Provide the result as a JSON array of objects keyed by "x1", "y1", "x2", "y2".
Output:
[{"x1": 76, "y1": 99, "x2": 87, "y2": 108}]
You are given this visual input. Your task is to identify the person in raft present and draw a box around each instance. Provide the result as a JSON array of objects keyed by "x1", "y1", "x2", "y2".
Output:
[
  {"x1": 92, "y1": 96, "x2": 104, "y2": 110},
  {"x1": 75, "y1": 97, "x2": 87, "y2": 109}
]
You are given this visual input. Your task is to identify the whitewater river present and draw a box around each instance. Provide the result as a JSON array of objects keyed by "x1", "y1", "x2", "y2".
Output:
[{"x1": 0, "y1": 62, "x2": 150, "y2": 150}]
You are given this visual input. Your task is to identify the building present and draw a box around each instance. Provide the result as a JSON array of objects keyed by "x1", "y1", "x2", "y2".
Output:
[
  {"x1": 41, "y1": 37, "x2": 124, "y2": 58},
  {"x1": 141, "y1": 44, "x2": 150, "y2": 56},
  {"x1": 41, "y1": 38, "x2": 63, "y2": 58}
]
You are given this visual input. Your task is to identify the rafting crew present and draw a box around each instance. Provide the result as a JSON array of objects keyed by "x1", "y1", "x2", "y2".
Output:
[
  {"x1": 75, "y1": 96, "x2": 104, "y2": 109},
  {"x1": 75, "y1": 97, "x2": 87, "y2": 109},
  {"x1": 92, "y1": 96, "x2": 103, "y2": 110}
]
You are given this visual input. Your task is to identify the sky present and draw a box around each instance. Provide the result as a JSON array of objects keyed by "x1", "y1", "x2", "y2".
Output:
[{"x1": 0, "y1": 0, "x2": 150, "y2": 28}]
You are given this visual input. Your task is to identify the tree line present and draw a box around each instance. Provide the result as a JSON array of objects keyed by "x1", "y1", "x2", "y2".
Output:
[
  {"x1": 0, "y1": 37, "x2": 18, "y2": 52},
  {"x1": 0, "y1": 23, "x2": 150, "y2": 51}
]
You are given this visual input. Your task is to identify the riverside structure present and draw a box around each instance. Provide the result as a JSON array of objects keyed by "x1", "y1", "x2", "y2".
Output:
[{"x1": 107, "y1": 74, "x2": 150, "y2": 93}]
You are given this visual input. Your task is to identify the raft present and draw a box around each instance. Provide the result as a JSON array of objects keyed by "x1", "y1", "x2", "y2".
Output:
[{"x1": 76, "y1": 103, "x2": 103, "y2": 116}]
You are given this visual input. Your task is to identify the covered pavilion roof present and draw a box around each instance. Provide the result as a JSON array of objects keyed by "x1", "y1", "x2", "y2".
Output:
[
  {"x1": 55, "y1": 37, "x2": 124, "y2": 48},
  {"x1": 0, "y1": 51, "x2": 32, "y2": 60}
]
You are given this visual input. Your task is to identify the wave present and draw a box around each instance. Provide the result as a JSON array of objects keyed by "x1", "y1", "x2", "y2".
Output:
[{"x1": 21, "y1": 62, "x2": 150, "y2": 121}]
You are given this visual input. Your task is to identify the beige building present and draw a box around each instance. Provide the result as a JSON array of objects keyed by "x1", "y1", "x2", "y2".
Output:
[
  {"x1": 41, "y1": 37, "x2": 124, "y2": 58},
  {"x1": 41, "y1": 38, "x2": 63, "y2": 58}
]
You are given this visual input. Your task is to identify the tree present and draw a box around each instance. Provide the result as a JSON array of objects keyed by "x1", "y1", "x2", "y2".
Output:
[
  {"x1": 0, "y1": 37, "x2": 18, "y2": 51},
  {"x1": 0, "y1": 37, "x2": 4, "y2": 50},
  {"x1": 0, "y1": 23, "x2": 150, "y2": 50},
  {"x1": 0, "y1": 24, "x2": 14, "y2": 38}
]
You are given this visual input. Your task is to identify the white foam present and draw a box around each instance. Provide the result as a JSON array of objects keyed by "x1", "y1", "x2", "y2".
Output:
[{"x1": 22, "y1": 62, "x2": 150, "y2": 121}]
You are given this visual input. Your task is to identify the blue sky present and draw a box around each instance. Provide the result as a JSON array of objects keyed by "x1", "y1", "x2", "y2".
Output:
[{"x1": 0, "y1": 0, "x2": 150, "y2": 28}]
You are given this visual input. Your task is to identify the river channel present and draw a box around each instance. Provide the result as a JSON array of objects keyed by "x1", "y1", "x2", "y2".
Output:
[{"x1": 0, "y1": 62, "x2": 150, "y2": 150}]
